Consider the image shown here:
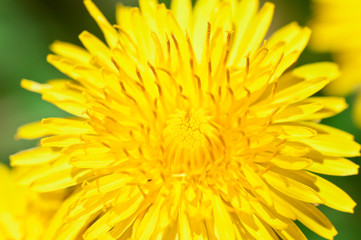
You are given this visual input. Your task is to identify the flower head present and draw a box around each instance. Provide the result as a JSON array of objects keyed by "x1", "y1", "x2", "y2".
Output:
[
  {"x1": 12, "y1": 0, "x2": 360, "y2": 239},
  {"x1": 310, "y1": 0, "x2": 361, "y2": 127},
  {"x1": 0, "y1": 164, "x2": 64, "y2": 240}
]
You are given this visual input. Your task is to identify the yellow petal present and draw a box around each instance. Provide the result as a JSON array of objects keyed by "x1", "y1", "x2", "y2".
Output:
[
  {"x1": 115, "y1": 4, "x2": 133, "y2": 34},
  {"x1": 258, "y1": 96, "x2": 346, "y2": 124},
  {"x1": 307, "y1": 157, "x2": 359, "y2": 176},
  {"x1": 292, "y1": 62, "x2": 340, "y2": 82},
  {"x1": 84, "y1": 0, "x2": 119, "y2": 48},
  {"x1": 30, "y1": 168, "x2": 80, "y2": 192},
  {"x1": 299, "y1": 97, "x2": 348, "y2": 120},
  {"x1": 46, "y1": 55, "x2": 104, "y2": 92},
  {"x1": 213, "y1": 195, "x2": 236, "y2": 240},
  {"x1": 179, "y1": 202, "x2": 192, "y2": 240},
  {"x1": 301, "y1": 122, "x2": 354, "y2": 140},
  {"x1": 21, "y1": 79, "x2": 52, "y2": 93},
  {"x1": 271, "y1": 155, "x2": 312, "y2": 170},
  {"x1": 171, "y1": 0, "x2": 192, "y2": 31},
  {"x1": 50, "y1": 40, "x2": 91, "y2": 64},
  {"x1": 299, "y1": 134, "x2": 360, "y2": 157},
  {"x1": 290, "y1": 199, "x2": 337, "y2": 239},
  {"x1": 160, "y1": 219, "x2": 178, "y2": 240},
  {"x1": 41, "y1": 89, "x2": 88, "y2": 117},
  {"x1": 192, "y1": 0, "x2": 217, "y2": 61},
  {"x1": 41, "y1": 135, "x2": 83, "y2": 148},
  {"x1": 229, "y1": 212, "x2": 253, "y2": 239},
  {"x1": 272, "y1": 188, "x2": 337, "y2": 239},
  {"x1": 262, "y1": 167, "x2": 323, "y2": 203},
  {"x1": 268, "y1": 22, "x2": 310, "y2": 54},
  {"x1": 188, "y1": 217, "x2": 209, "y2": 240},
  {"x1": 134, "y1": 202, "x2": 161, "y2": 240},
  {"x1": 243, "y1": 165, "x2": 272, "y2": 205},
  {"x1": 272, "y1": 102, "x2": 323, "y2": 123},
  {"x1": 43, "y1": 192, "x2": 100, "y2": 240},
  {"x1": 250, "y1": 200, "x2": 288, "y2": 229},
  {"x1": 69, "y1": 152, "x2": 117, "y2": 168},
  {"x1": 228, "y1": 0, "x2": 259, "y2": 64},
  {"x1": 275, "y1": 221, "x2": 307, "y2": 240},
  {"x1": 281, "y1": 25, "x2": 310, "y2": 54},
  {"x1": 79, "y1": 31, "x2": 115, "y2": 70},
  {"x1": 83, "y1": 191, "x2": 145, "y2": 239},
  {"x1": 265, "y1": 22, "x2": 309, "y2": 78},
  {"x1": 279, "y1": 142, "x2": 310, "y2": 157},
  {"x1": 16, "y1": 121, "x2": 50, "y2": 140},
  {"x1": 81, "y1": 174, "x2": 130, "y2": 198},
  {"x1": 87, "y1": 213, "x2": 137, "y2": 240},
  {"x1": 311, "y1": 172, "x2": 356, "y2": 213},
  {"x1": 10, "y1": 147, "x2": 61, "y2": 166},
  {"x1": 247, "y1": 215, "x2": 279, "y2": 240},
  {"x1": 269, "y1": 191, "x2": 297, "y2": 220},
  {"x1": 268, "y1": 124, "x2": 317, "y2": 139},
  {"x1": 16, "y1": 157, "x2": 74, "y2": 190},
  {"x1": 234, "y1": 2, "x2": 274, "y2": 66},
  {"x1": 47, "y1": 55, "x2": 81, "y2": 80},
  {"x1": 271, "y1": 77, "x2": 330, "y2": 105},
  {"x1": 41, "y1": 117, "x2": 94, "y2": 135}
]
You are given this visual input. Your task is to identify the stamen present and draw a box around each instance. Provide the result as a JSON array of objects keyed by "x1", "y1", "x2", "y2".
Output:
[
  {"x1": 208, "y1": 61, "x2": 212, "y2": 77},
  {"x1": 189, "y1": 59, "x2": 194, "y2": 72},
  {"x1": 135, "y1": 82, "x2": 146, "y2": 92},
  {"x1": 113, "y1": 25, "x2": 137, "y2": 49},
  {"x1": 208, "y1": 61, "x2": 213, "y2": 91},
  {"x1": 166, "y1": 34, "x2": 171, "y2": 66},
  {"x1": 207, "y1": 92, "x2": 217, "y2": 105},
  {"x1": 119, "y1": 82, "x2": 126, "y2": 92},
  {"x1": 194, "y1": 74, "x2": 202, "y2": 91},
  {"x1": 246, "y1": 55, "x2": 250, "y2": 75},
  {"x1": 243, "y1": 86, "x2": 251, "y2": 97},
  {"x1": 136, "y1": 68, "x2": 144, "y2": 84},
  {"x1": 155, "y1": 82, "x2": 163, "y2": 97},
  {"x1": 151, "y1": 31, "x2": 164, "y2": 61},
  {"x1": 270, "y1": 82, "x2": 278, "y2": 98},
  {"x1": 206, "y1": 22, "x2": 211, "y2": 54},
  {"x1": 223, "y1": 32, "x2": 233, "y2": 65},
  {"x1": 111, "y1": 57, "x2": 121, "y2": 71},
  {"x1": 186, "y1": 33, "x2": 196, "y2": 62},
  {"x1": 171, "y1": 34, "x2": 180, "y2": 53},
  {"x1": 226, "y1": 68, "x2": 231, "y2": 85},
  {"x1": 148, "y1": 63, "x2": 159, "y2": 82}
]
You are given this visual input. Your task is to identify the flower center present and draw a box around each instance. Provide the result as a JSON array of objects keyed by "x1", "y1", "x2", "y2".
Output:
[
  {"x1": 163, "y1": 109, "x2": 222, "y2": 175},
  {"x1": 166, "y1": 109, "x2": 211, "y2": 148}
]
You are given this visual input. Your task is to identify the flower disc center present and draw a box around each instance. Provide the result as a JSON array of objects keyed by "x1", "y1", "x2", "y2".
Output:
[
  {"x1": 163, "y1": 109, "x2": 221, "y2": 175},
  {"x1": 164, "y1": 109, "x2": 212, "y2": 149}
]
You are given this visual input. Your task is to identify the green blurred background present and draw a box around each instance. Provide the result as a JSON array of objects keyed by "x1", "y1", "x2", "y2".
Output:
[{"x1": 0, "y1": 0, "x2": 360, "y2": 239}]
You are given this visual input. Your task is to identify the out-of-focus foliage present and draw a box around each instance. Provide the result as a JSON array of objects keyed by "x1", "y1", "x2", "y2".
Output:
[{"x1": 0, "y1": 0, "x2": 360, "y2": 239}]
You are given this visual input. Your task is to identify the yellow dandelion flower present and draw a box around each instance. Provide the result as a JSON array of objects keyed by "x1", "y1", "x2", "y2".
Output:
[
  {"x1": 0, "y1": 164, "x2": 64, "y2": 240},
  {"x1": 11, "y1": 0, "x2": 360, "y2": 239},
  {"x1": 310, "y1": 0, "x2": 361, "y2": 127}
]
